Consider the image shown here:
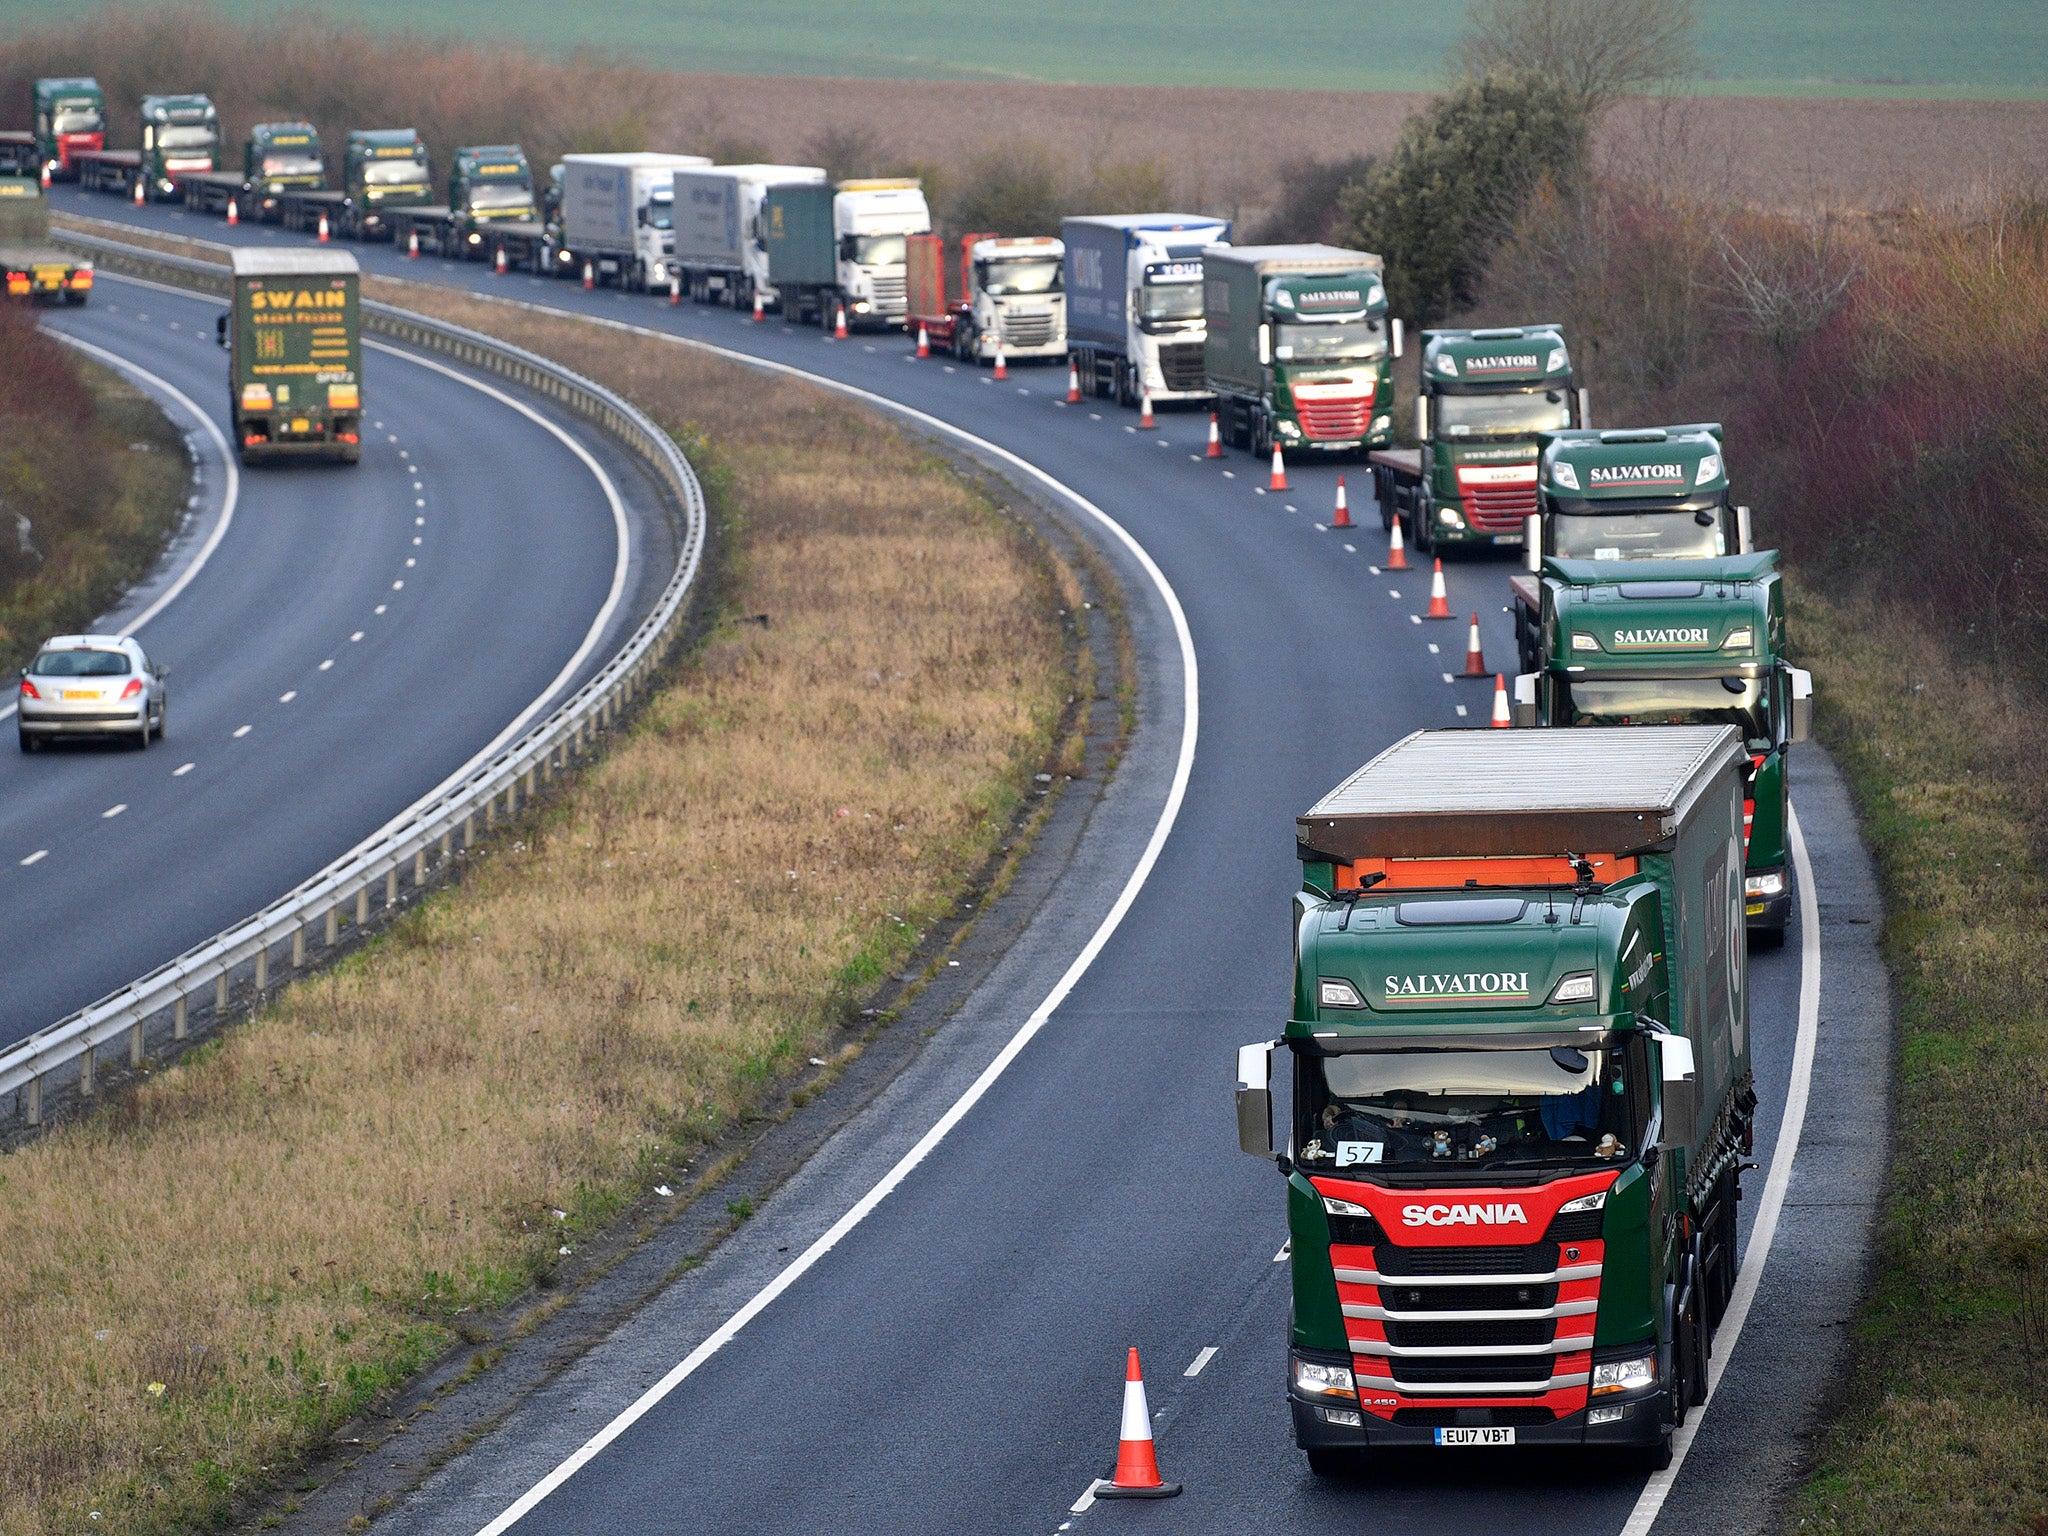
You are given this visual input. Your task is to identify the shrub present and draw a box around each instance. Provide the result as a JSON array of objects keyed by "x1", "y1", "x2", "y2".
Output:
[{"x1": 1250, "y1": 155, "x2": 1376, "y2": 244}]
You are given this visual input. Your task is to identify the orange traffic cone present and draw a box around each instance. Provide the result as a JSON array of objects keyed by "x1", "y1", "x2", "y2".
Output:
[
  {"x1": 1463, "y1": 613, "x2": 1487, "y2": 676},
  {"x1": 407, "y1": 229, "x2": 420, "y2": 259},
  {"x1": 1386, "y1": 514, "x2": 1409, "y2": 571},
  {"x1": 497, "y1": 245, "x2": 509, "y2": 275},
  {"x1": 993, "y1": 343, "x2": 1008, "y2": 380},
  {"x1": 917, "y1": 324, "x2": 930, "y2": 359},
  {"x1": 1425, "y1": 558, "x2": 1452, "y2": 619},
  {"x1": 316, "y1": 212, "x2": 330, "y2": 243},
  {"x1": 1332, "y1": 476, "x2": 1352, "y2": 529},
  {"x1": 1094, "y1": 1348, "x2": 1181, "y2": 1500},
  {"x1": 39, "y1": 161, "x2": 51, "y2": 189},
  {"x1": 132, "y1": 175, "x2": 145, "y2": 206},
  {"x1": 1491, "y1": 674, "x2": 1512, "y2": 727},
  {"x1": 752, "y1": 289, "x2": 765, "y2": 322},
  {"x1": 225, "y1": 196, "x2": 238, "y2": 227},
  {"x1": 1139, "y1": 388, "x2": 1155, "y2": 429},
  {"x1": 833, "y1": 304, "x2": 849, "y2": 340},
  {"x1": 1066, "y1": 357, "x2": 1081, "y2": 403},
  {"x1": 1205, "y1": 413, "x2": 1222, "y2": 458},
  {"x1": 1269, "y1": 443, "x2": 1288, "y2": 492},
  {"x1": 669, "y1": 272, "x2": 680, "y2": 304},
  {"x1": 583, "y1": 260, "x2": 595, "y2": 291}
]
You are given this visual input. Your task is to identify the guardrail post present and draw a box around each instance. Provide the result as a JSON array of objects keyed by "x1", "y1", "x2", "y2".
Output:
[
  {"x1": 174, "y1": 994, "x2": 188, "y2": 1041},
  {"x1": 292, "y1": 926, "x2": 306, "y2": 968},
  {"x1": 326, "y1": 907, "x2": 339, "y2": 946},
  {"x1": 386, "y1": 868, "x2": 398, "y2": 905},
  {"x1": 507, "y1": 781, "x2": 518, "y2": 815},
  {"x1": 129, "y1": 1018, "x2": 144, "y2": 1067},
  {"x1": 440, "y1": 831, "x2": 452, "y2": 861},
  {"x1": 80, "y1": 1043, "x2": 95, "y2": 1097},
  {"x1": 216, "y1": 974, "x2": 229, "y2": 1012},
  {"x1": 357, "y1": 886, "x2": 369, "y2": 925},
  {"x1": 414, "y1": 848, "x2": 426, "y2": 886},
  {"x1": 23, "y1": 1073, "x2": 41, "y2": 1126},
  {"x1": 485, "y1": 798, "x2": 496, "y2": 829}
]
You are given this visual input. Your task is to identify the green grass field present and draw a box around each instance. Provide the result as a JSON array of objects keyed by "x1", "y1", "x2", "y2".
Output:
[{"x1": 7, "y1": 0, "x2": 2043, "y2": 96}]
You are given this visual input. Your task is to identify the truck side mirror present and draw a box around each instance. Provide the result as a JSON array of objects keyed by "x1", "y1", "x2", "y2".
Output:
[
  {"x1": 1413, "y1": 395, "x2": 1427, "y2": 443},
  {"x1": 1525, "y1": 514, "x2": 1542, "y2": 572},
  {"x1": 1513, "y1": 673, "x2": 1540, "y2": 728},
  {"x1": 215, "y1": 312, "x2": 228, "y2": 348},
  {"x1": 1236, "y1": 1041, "x2": 1275, "y2": 1158},
  {"x1": 1577, "y1": 387, "x2": 1591, "y2": 428},
  {"x1": 1786, "y1": 667, "x2": 1813, "y2": 744},
  {"x1": 1391, "y1": 317, "x2": 1403, "y2": 359},
  {"x1": 1257, "y1": 324, "x2": 1271, "y2": 367},
  {"x1": 1657, "y1": 1032, "x2": 1697, "y2": 1151},
  {"x1": 1736, "y1": 504, "x2": 1754, "y2": 554}
]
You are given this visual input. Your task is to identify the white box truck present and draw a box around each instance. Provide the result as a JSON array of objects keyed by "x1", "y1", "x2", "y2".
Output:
[
  {"x1": 1064, "y1": 214, "x2": 1231, "y2": 407},
  {"x1": 556, "y1": 151, "x2": 710, "y2": 292},
  {"x1": 672, "y1": 163, "x2": 827, "y2": 309}
]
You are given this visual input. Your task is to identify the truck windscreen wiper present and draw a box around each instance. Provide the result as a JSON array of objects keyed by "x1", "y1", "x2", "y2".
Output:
[{"x1": 1330, "y1": 871, "x2": 1388, "y2": 930}]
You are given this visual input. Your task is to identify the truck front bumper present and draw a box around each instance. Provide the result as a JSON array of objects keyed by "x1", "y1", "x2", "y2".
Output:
[{"x1": 1291, "y1": 1390, "x2": 1671, "y2": 1451}]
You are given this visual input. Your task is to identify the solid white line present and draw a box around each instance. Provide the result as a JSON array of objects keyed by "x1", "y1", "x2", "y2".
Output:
[
  {"x1": 0, "y1": 326, "x2": 240, "y2": 723},
  {"x1": 1619, "y1": 803, "x2": 1820, "y2": 1535},
  {"x1": 1185, "y1": 1346, "x2": 1219, "y2": 1378},
  {"x1": 468, "y1": 309, "x2": 1201, "y2": 1536}
]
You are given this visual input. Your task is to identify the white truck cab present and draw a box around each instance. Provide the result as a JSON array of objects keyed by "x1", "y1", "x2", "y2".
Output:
[
  {"x1": 964, "y1": 235, "x2": 1065, "y2": 361},
  {"x1": 834, "y1": 180, "x2": 930, "y2": 325}
]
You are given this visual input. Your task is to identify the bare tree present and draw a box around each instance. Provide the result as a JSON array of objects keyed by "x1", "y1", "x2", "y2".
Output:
[{"x1": 1454, "y1": 0, "x2": 1700, "y2": 115}]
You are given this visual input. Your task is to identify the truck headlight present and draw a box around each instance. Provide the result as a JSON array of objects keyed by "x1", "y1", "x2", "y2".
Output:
[
  {"x1": 1438, "y1": 507, "x2": 1465, "y2": 529},
  {"x1": 1558, "y1": 1189, "x2": 1607, "y2": 1214},
  {"x1": 1291, "y1": 1357, "x2": 1358, "y2": 1402},
  {"x1": 853, "y1": 300, "x2": 872, "y2": 313},
  {"x1": 1571, "y1": 632, "x2": 1602, "y2": 652},
  {"x1": 1318, "y1": 977, "x2": 1364, "y2": 1009},
  {"x1": 1745, "y1": 871, "x2": 1786, "y2": 898},
  {"x1": 1548, "y1": 972, "x2": 1596, "y2": 1004},
  {"x1": 1590, "y1": 1348, "x2": 1657, "y2": 1398},
  {"x1": 1371, "y1": 415, "x2": 1390, "y2": 432},
  {"x1": 1278, "y1": 420, "x2": 1301, "y2": 438},
  {"x1": 1721, "y1": 627, "x2": 1753, "y2": 650}
]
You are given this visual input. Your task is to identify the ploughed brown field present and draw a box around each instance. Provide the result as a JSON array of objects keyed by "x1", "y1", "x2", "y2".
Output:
[{"x1": 673, "y1": 75, "x2": 2048, "y2": 215}]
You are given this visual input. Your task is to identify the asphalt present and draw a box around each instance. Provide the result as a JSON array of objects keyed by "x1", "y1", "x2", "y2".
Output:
[
  {"x1": 2, "y1": 264, "x2": 677, "y2": 1047},
  {"x1": 50, "y1": 191, "x2": 1894, "y2": 1536}
]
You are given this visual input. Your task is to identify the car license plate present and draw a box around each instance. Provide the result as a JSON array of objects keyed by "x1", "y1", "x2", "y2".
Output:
[
  {"x1": 62, "y1": 689, "x2": 97, "y2": 700},
  {"x1": 1491, "y1": 534, "x2": 1523, "y2": 545},
  {"x1": 1434, "y1": 1426, "x2": 1515, "y2": 1446}
]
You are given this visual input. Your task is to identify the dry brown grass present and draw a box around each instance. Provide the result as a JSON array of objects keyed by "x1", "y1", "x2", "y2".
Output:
[{"x1": 0, "y1": 286, "x2": 1068, "y2": 1534}]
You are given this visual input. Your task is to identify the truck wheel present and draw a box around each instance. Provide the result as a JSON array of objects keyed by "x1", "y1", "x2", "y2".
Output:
[
  {"x1": 1304, "y1": 1448, "x2": 1359, "y2": 1480},
  {"x1": 1638, "y1": 1437, "x2": 1674, "y2": 1473}
]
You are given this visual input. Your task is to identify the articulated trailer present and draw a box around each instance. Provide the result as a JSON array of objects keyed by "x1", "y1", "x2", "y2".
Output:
[
  {"x1": 216, "y1": 248, "x2": 363, "y2": 464},
  {"x1": 273, "y1": 129, "x2": 431, "y2": 241},
  {"x1": 1063, "y1": 213, "x2": 1230, "y2": 407},
  {"x1": 906, "y1": 233, "x2": 1065, "y2": 363},
  {"x1": 74, "y1": 93, "x2": 219, "y2": 202},
  {"x1": 1239, "y1": 726, "x2": 1757, "y2": 1472},
  {"x1": 670, "y1": 163, "x2": 826, "y2": 307},
  {"x1": 0, "y1": 176, "x2": 91, "y2": 304},
  {"x1": 387, "y1": 145, "x2": 548, "y2": 265},
  {"x1": 181, "y1": 122, "x2": 325, "y2": 221},
  {"x1": 761, "y1": 178, "x2": 930, "y2": 329},
  {"x1": 1369, "y1": 326, "x2": 1587, "y2": 555},
  {"x1": 1509, "y1": 553, "x2": 1812, "y2": 940}
]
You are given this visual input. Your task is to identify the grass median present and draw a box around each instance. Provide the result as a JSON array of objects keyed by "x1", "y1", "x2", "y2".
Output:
[
  {"x1": 0, "y1": 290, "x2": 1072, "y2": 1534},
  {"x1": 1787, "y1": 588, "x2": 2048, "y2": 1534}
]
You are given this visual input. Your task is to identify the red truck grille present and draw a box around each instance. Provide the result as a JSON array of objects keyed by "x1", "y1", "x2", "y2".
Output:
[
  {"x1": 1455, "y1": 465, "x2": 1540, "y2": 532},
  {"x1": 1296, "y1": 398, "x2": 1371, "y2": 441}
]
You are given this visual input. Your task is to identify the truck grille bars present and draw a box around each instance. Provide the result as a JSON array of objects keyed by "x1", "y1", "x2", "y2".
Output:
[{"x1": 1158, "y1": 342, "x2": 1206, "y2": 393}]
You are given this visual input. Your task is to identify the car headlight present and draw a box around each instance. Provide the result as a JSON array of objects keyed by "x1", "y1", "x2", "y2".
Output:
[
  {"x1": 1571, "y1": 632, "x2": 1602, "y2": 652},
  {"x1": 1590, "y1": 1348, "x2": 1657, "y2": 1397},
  {"x1": 1745, "y1": 871, "x2": 1786, "y2": 897},
  {"x1": 1558, "y1": 1189, "x2": 1607, "y2": 1214},
  {"x1": 1292, "y1": 1357, "x2": 1358, "y2": 1401},
  {"x1": 1548, "y1": 971, "x2": 1597, "y2": 1004},
  {"x1": 1318, "y1": 977, "x2": 1364, "y2": 1009}
]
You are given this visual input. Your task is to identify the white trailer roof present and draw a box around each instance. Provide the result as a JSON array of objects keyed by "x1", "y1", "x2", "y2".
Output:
[{"x1": 230, "y1": 248, "x2": 359, "y2": 277}]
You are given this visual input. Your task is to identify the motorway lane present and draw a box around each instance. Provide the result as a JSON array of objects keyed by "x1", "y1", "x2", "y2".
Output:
[
  {"x1": 60, "y1": 194, "x2": 1832, "y2": 1534},
  {"x1": 1, "y1": 270, "x2": 670, "y2": 1046}
]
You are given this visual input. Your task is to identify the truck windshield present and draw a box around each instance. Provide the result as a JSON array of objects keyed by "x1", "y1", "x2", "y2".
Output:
[
  {"x1": 159, "y1": 125, "x2": 216, "y2": 150},
  {"x1": 1551, "y1": 509, "x2": 1725, "y2": 560},
  {"x1": 977, "y1": 257, "x2": 1061, "y2": 295},
  {"x1": 1438, "y1": 389, "x2": 1571, "y2": 439},
  {"x1": 1563, "y1": 677, "x2": 1769, "y2": 747},
  {"x1": 853, "y1": 233, "x2": 908, "y2": 266},
  {"x1": 1276, "y1": 320, "x2": 1387, "y2": 364},
  {"x1": 261, "y1": 154, "x2": 323, "y2": 178},
  {"x1": 54, "y1": 107, "x2": 103, "y2": 134},
  {"x1": 469, "y1": 181, "x2": 533, "y2": 210},
  {"x1": 646, "y1": 193, "x2": 673, "y2": 231},
  {"x1": 1139, "y1": 280, "x2": 1202, "y2": 324},
  {"x1": 1296, "y1": 1044, "x2": 1643, "y2": 1171},
  {"x1": 364, "y1": 159, "x2": 428, "y2": 186}
]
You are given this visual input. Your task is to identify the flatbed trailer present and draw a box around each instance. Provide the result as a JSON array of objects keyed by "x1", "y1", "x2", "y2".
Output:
[
  {"x1": 72, "y1": 148, "x2": 144, "y2": 198},
  {"x1": 0, "y1": 178, "x2": 91, "y2": 303},
  {"x1": 180, "y1": 170, "x2": 247, "y2": 216},
  {"x1": 276, "y1": 188, "x2": 349, "y2": 236},
  {"x1": 0, "y1": 131, "x2": 37, "y2": 179},
  {"x1": 385, "y1": 206, "x2": 550, "y2": 268}
]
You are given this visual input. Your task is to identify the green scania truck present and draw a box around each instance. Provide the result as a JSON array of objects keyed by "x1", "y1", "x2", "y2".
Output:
[
  {"x1": 217, "y1": 248, "x2": 363, "y2": 464},
  {"x1": 1237, "y1": 726, "x2": 1757, "y2": 1471},
  {"x1": 386, "y1": 144, "x2": 545, "y2": 262},
  {"x1": 74, "y1": 93, "x2": 219, "y2": 202},
  {"x1": 30, "y1": 77, "x2": 106, "y2": 178},
  {"x1": 181, "y1": 122, "x2": 325, "y2": 221},
  {"x1": 1509, "y1": 553, "x2": 1812, "y2": 938},
  {"x1": 276, "y1": 129, "x2": 431, "y2": 241},
  {"x1": 1368, "y1": 325, "x2": 1588, "y2": 554},
  {"x1": 1201, "y1": 243, "x2": 1400, "y2": 459}
]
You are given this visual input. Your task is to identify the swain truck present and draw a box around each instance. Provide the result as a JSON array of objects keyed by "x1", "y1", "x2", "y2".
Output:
[
  {"x1": 1239, "y1": 725, "x2": 1757, "y2": 1471},
  {"x1": 0, "y1": 176, "x2": 91, "y2": 304},
  {"x1": 1062, "y1": 213, "x2": 1230, "y2": 407},
  {"x1": 1202, "y1": 243, "x2": 1400, "y2": 459},
  {"x1": 760, "y1": 178, "x2": 931, "y2": 329},
  {"x1": 180, "y1": 121, "x2": 325, "y2": 221},
  {"x1": 31, "y1": 77, "x2": 106, "y2": 178},
  {"x1": 1509, "y1": 554, "x2": 1811, "y2": 939},
  {"x1": 905, "y1": 233, "x2": 1065, "y2": 363},
  {"x1": 1369, "y1": 326, "x2": 1587, "y2": 556},
  {"x1": 217, "y1": 248, "x2": 362, "y2": 464},
  {"x1": 555, "y1": 152, "x2": 709, "y2": 291},
  {"x1": 75, "y1": 93, "x2": 220, "y2": 202},
  {"x1": 671, "y1": 163, "x2": 826, "y2": 307}
]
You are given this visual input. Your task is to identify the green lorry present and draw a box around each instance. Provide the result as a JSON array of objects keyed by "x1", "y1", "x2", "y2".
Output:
[
  {"x1": 1237, "y1": 725, "x2": 1757, "y2": 1471},
  {"x1": 29, "y1": 77, "x2": 105, "y2": 178},
  {"x1": 386, "y1": 145, "x2": 546, "y2": 263},
  {"x1": 1201, "y1": 243, "x2": 1400, "y2": 460},
  {"x1": 0, "y1": 177, "x2": 91, "y2": 304},
  {"x1": 181, "y1": 122, "x2": 325, "y2": 221},
  {"x1": 74, "y1": 93, "x2": 219, "y2": 202},
  {"x1": 216, "y1": 248, "x2": 363, "y2": 464},
  {"x1": 1368, "y1": 326, "x2": 1588, "y2": 554},
  {"x1": 1509, "y1": 553, "x2": 1812, "y2": 938},
  {"x1": 275, "y1": 129, "x2": 431, "y2": 241}
]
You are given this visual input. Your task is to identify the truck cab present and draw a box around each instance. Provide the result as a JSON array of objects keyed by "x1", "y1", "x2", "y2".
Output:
[
  {"x1": 832, "y1": 180, "x2": 930, "y2": 328},
  {"x1": 1062, "y1": 215, "x2": 1231, "y2": 407},
  {"x1": 448, "y1": 145, "x2": 536, "y2": 250},
  {"x1": 341, "y1": 130, "x2": 432, "y2": 240},
  {"x1": 242, "y1": 123, "x2": 324, "y2": 219},
  {"x1": 1241, "y1": 727, "x2": 1755, "y2": 1473},
  {"x1": 139, "y1": 94, "x2": 219, "y2": 201},
  {"x1": 1372, "y1": 326, "x2": 1585, "y2": 554},
  {"x1": 32, "y1": 77, "x2": 104, "y2": 178},
  {"x1": 1511, "y1": 553, "x2": 1813, "y2": 938},
  {"x1": 962, "y1": 236, "x2": 1065, "y2": 361}
]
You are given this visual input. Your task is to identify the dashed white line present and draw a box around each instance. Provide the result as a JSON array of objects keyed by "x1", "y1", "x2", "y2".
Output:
[
  {"x1": 1274, "y1": 1239, "x2": 1291, "y2": 1262},
  {"x1": 350, "y1": 630, "x2": 364, "y2": 642},
  {"x1": 173, "y1": 762, "x2": 194, "y2": 776},
  {"x1": 1409, "y1": 614, "x2": 1423, "y2": 626},
  {"x1": 412, "y1": 536, "x2": 422, "y2": 545},
  {"x1": 102, "y1": 803, "x2": 126, "y2": 819},
  {"x1": 1087, "y1": 412, "x2": 1101, "y2": 420},
  {"x1": 1220, "y1": 469, "x2": 1235, "y2": 479},
  {"x1": 1427, "y1": 643, "x2": 1440, "y2": 654},
  {"x1": 392, "y1": 579, "x2": 404, "y2": 590},
  {"x1": 1069, "y1": 1481, "x2": 1107, "y2": 1515},
  {"x1": 1388, "y1": 589, "x2": 1402, "y2": 598},
  {"x1": 1455, "y1": 704, "x2": 1469, "y2": 717},
  {"x1": 1343, "y1": 543, "x2": 1356, "y2": 553},
  {"x1": 1185, "y1": 1346, "x2": 1219, "y2": 1377},
  {"x1": 415, "y1": 498, "x2": 425, "y2": 508},
  {"x1": 319, "y1": 659, "x2": 334, "y2": 671},
  {"x1": 415, "y1": 515, "x2": 425, "y2": 526},
  {"x1": 279, "y1": 690, "x2": 297, "y2": 703},
  {"x1": 374, "y1": 604, "x2": 387, "y2": 614},
  {"x1": 20, "y1": 849, "x2": 47, "y2": 866},
  {"x1": 233, "y1": 725, "x2": 251, "y2": 738},
  {"x1": 1443, "y1": 672, "x2": 1456, "y2": 683}
]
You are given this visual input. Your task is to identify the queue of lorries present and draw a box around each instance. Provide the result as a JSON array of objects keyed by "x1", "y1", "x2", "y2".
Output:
[{"x1": 8, "y1": 72, "x2": 1814, "y2": 1478}]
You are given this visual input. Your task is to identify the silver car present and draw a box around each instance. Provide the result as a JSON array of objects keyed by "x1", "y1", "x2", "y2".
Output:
[{"x1": 17, "y1": 635, "x2": 167, "y2": 751}]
